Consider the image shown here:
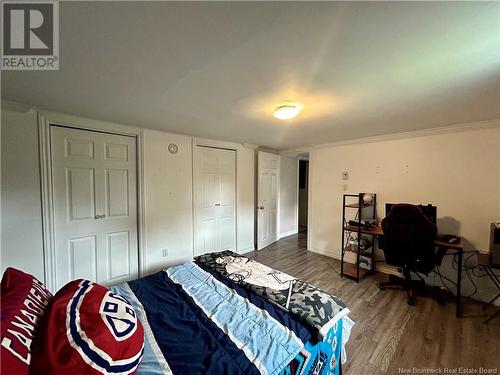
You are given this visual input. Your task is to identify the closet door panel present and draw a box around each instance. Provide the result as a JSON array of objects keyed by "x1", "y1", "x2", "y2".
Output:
[
  {"x1": 51, "y1": 126, "x2": 138, "y2": 289},
  {"x1": 194, "y1": 146, "x2": 236, "y2": 256}
]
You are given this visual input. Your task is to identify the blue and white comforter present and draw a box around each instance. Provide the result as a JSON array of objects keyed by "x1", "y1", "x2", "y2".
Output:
[{"x1": 111, "y1": 262, "x2": 353, "y2": 375}]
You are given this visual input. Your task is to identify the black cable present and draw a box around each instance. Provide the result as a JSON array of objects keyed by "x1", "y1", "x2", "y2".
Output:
[
  {"x1": 440, "y1": 249, "x2": 500, "y2": 299},
  {"x1": 448, "y1": 250, "x2": 477, "y2": 298},
  {"x1": 471, "y1": 264, "x2": 490, "y2": 278},
  {"x1": 380, "y1": 247, "x2": 499, "y2": 299},
  {"x1": 431, "y1": 249, "x2": 475, "y2": 297},
  {"x1": 462, "y1": 251, "x2": 479, "y2": 298},
  {"x1": 432, "y1": 266, "x2": 456, "y2": 295},
  {"x1": 464, "y1": 266, "x2": 478, "y2": 298}
]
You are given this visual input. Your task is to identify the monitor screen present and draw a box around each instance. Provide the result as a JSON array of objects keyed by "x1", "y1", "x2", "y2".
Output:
[{"x1": 385, "y1": 203, "x2": 437, "y2": 224}]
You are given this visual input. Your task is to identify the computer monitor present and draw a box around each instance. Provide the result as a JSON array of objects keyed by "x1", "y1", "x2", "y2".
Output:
[{"x1": 385, "y1": 203, "x2": 437, "y2": 224}]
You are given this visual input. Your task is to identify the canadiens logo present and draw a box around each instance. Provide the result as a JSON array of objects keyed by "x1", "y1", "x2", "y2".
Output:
[
  {"x1": 65, "y1": 280, "x2": 143, "y2": 374},
  {"x1": 99, "y1": 292, "x2": 138, "y2": 341}
]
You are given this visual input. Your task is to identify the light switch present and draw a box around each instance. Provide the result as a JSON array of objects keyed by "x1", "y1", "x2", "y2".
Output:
[{"x1": 162, "y1": 248, "x2": 169, "y2": 257}]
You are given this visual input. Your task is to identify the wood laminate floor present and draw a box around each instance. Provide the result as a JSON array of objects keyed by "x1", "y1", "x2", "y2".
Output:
[{"x1": 246, "y1": 232, "x2": 500, "y2": 375}]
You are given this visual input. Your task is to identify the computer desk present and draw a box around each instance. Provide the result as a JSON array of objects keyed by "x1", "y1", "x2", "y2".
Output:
[{"x1": 344, "y1": 224, "x2": 464, "y2": 317}]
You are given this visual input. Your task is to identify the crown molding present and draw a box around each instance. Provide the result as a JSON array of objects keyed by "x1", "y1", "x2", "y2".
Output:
[
  {"x1": 310, "y1": 118, "x2": 500, "y2": 150},
  {"x1": 256, "y1": 146, "x2": 281, "y2": 155},
  {"x1": 242, "y1": 143, "x2": 259, "y2": 150},
  {"x1": 279, "y1": 147, "x2": 312, "y2": 157},
  {"x1": 1, "y1": 100, "x2": 37, "y2": 114}
]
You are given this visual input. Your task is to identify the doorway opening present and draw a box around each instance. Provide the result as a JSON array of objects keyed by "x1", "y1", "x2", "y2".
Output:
[{"x1": 298, "y1": 155, "x2": 309, "y2": 241}]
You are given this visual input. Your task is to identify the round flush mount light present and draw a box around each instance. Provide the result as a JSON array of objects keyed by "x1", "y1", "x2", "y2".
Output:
[{"x1": 273, "y1": 104, "x2": 302, "y2": 120}]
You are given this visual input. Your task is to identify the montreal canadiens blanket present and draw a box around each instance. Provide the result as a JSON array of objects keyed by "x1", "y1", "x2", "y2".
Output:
[
  {"x1": 195, "y1": 251, "x2": 350, "y2": 339},
  {"x1": 111, "y1": 262, "x2": 354, "y2": 375}
]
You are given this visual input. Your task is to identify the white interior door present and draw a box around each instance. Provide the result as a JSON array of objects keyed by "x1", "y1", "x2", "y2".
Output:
[
  {"x1": 194, "y1": 146, "x2": 236, "y2": 256},
  {"x1": 257, "y1": 151, "x2": 280, "y2": 250},
  {"x1": 51, "y1": 126, "x2": 138, "y2": 290}
]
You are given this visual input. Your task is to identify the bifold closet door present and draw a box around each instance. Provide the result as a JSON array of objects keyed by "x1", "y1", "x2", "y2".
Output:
[
  {"x1": 194, "y1": 146, "x2": 236, "y2": 256},
  {"x1": 51, "y1": 126, "x2": 138, "y2": 290}
]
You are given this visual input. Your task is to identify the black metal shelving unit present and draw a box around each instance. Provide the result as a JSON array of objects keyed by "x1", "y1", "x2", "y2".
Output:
[{"x1": 340, "y1": 193, "x2": 377, "y2": 282}]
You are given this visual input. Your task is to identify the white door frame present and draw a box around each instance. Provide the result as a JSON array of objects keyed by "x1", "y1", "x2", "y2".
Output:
[
  {"x1": 192, "y1": 139, "x2": 239, "y2": 256},
  {"x1": 38, "y1": 113, "x2": 146, "y2": 292},
  {"x1": 279, "y1": 148, "x2": 314, "y2": 252}
]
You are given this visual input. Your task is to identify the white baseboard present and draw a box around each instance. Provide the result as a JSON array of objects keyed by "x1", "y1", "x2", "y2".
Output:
[
  {"x1": 237, "y1": 247, "x2": 255, "y2": 255},
  {"x1": 279, "y1": 229, "x2": 298, "y2": 239},
  {"x1": 308, "y1": 246, "x2": 339, "y2": 259}
]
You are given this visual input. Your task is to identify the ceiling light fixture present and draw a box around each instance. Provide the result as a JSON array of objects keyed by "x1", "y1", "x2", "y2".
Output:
[{"x1": 273, "y1": 104, "x2": 302, "y2": 120}]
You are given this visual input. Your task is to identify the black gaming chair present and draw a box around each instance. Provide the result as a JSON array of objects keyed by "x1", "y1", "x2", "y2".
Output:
[{"x1": 379, "y1": 204, "x2": 443, "y2": 305}]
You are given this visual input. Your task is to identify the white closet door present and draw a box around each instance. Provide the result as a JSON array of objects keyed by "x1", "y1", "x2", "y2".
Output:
[
  {"x1": 51, "y1": 126, "x2": 138, "y2": 290},
  {"x1": 257, "y1": 151, "x2": 280, "y2": 250},
  {"x1": 194, "y1": 146, "x2": 236, "y2": 256}
]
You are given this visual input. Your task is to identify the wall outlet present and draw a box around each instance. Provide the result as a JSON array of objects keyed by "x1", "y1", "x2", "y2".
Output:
[
  {"x1": 162, "y1": 248, "x2": 169, "y2": 257},
  {"x1": 342, "y1": 171, "x2": 349, "y2": 180}
]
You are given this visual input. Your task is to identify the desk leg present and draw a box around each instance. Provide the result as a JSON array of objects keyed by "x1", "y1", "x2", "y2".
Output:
[{"x1": 456, "y1": 249, "x2": 463, "y2": 318}]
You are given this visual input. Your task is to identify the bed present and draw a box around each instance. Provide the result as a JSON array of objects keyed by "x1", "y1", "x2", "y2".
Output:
[
  {"x1": 0, "y1": 251, "x2": 353, "y2": 375},
  {"x1": 110, "y1": 251, "x2": 354, "y2": 375}
]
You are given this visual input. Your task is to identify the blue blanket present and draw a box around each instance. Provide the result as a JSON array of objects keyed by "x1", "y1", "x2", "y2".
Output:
[
  {"x1": 111, "y1": 262, "x2": 353, "y2": 375},
  {"x1": 195, "y1": 251, "x2": 350, "y2": 340}
]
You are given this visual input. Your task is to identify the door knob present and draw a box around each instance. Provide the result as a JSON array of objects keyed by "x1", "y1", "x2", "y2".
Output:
[
  {"x1": 94, "y1": 214, "x2": 105, "y2": 219},
  {"x1": 215, "y1": 203, "x2": 221, "y2": 206},
  {"x1": 259, "y1": 206, "x2": 264, "y2": 210}
]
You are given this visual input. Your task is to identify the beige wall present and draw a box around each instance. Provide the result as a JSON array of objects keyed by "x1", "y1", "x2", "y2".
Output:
[
  {"x1": 308, "y1": 124, "x2": 500, "y2": 301},
  {"x1": 144, "y1": 132, "x2": 256, "y2": 274},
  {"x1": 142, "y1": 130, "x2": 194, "y2": 274},
  {"x1": 309, "y1": 125, "x2": 500, "y2": 258},
  {"x1": 0, "y1": 104, "x2": 256, "y2": 283},
  {"x1": 279, "y1": 156, "x2": 298, "y2": 238},
  {"x1": 143, "y1": 131, "x2": 256, "y2": 274},
  {"x1": 1, "y1": 107, "x2": 45, "y2": 281}
]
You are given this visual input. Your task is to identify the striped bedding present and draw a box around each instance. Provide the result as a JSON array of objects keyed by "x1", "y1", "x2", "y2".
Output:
[{"x1": 111, "y1": 260, "x2": 353, "y2": 375}]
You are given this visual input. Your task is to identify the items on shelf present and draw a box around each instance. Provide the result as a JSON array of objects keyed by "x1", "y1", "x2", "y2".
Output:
[{"x1": 341, "y1": 193, "x2": 377, "y2": 282}]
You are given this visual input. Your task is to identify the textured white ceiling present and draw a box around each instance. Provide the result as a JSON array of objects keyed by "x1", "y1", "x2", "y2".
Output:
[{"x1": 2, "y1": 1, "x2": 500, "y2": 149}]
